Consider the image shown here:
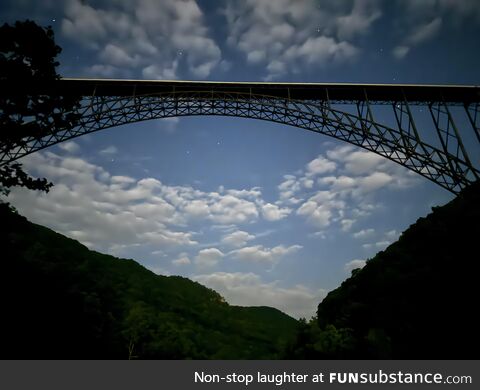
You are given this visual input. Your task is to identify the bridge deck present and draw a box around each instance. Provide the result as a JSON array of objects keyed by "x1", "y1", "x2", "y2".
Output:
[{"x1": 2, "y1": 78, "x2": 479, "y2": 103}]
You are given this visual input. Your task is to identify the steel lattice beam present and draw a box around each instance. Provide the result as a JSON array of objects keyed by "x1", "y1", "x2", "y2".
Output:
[{"x1": 1, "y1": 79, "x2": 480, "y2": 194}]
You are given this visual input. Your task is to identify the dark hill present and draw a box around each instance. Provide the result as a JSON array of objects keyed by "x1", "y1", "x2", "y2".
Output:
[
  {"x1": 0, "y1": 204, "x2": 297, "y2": 359},
  {"x1": 288, "y1": 180, "x2": 480, "y2": 359}
]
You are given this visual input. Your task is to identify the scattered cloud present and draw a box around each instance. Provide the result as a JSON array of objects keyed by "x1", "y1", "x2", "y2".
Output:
[
  {"x1": 279, "y1": 145, "x2": 420, "y2": 231},
  {"x1": 392, "y1": 45, "x2": 410, "y2": 60},
  {"x1": 363, "y1": 240, "x2": 391, "y2": 250},
  {"x1": 296, "y1": 191, "x2": 345, "y2": 228},
  {"x1": 407, "y1": 17, "x2": 442, "y2": 45},
  {"x1": 147, "y1": 265, "x2": 171, "y2": 276},
  {"x1": 344, "y1": 259, "x2": 366, "y2": 273},
  {"x1": 58, "y1": 141, "x2": 80, "y2": 154},
  {"x1": 306, "y1": 156, "x2": 337, "y2": 177},
  {"x1": 392, "y1": 0, "x2": 480, "y2": 60},
  {"x1": 194, "y1": 272, "x2": 326, "y2": 319},
  {"x1": 221, "y1": 230, "x2": 255, "y2": 248},
  {"x1": 99, "y1": 145, "x2": 118, "y2": 155},
  {"x1": 341, "y1": 218, "x2": 356, "y2": 232},
  {"x1": 385, "y1": 230, "x2": 399, "y2": 240},
  {"x1": 194, "y1": 248, "x2": 224, "y2": 267},
  {"x1": 229, "y1": 244, "x2": 302, "y2": 264},
  {"x1": 61, "y1": 0, "x2": 221, "y2": 79},
  {"x1": 7, "y1": 152, "x2": 289, "y2": 256},
  {"x1": 172, "y1": 252, "x2": 191, "y2": 266},
  {"x1": 260, "y1": 202, "x2": 291, "y2": 221},
  {"x1": 353, "y1": 228, "x2": 375, "y2": 240},
  {"x1": 223, "y1": 0, "x2": 381, "y2": 79}
]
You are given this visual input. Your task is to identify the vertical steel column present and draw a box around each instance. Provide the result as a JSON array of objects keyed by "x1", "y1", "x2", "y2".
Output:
[
  {"x1": 356, "y1": 96, "x2": 372, "y2": 139},
  {"x1": 465, "y1": 102, "x2": 480, "y2": 144},
  {"x1": 392, "y1": 91, "x2": 422, "y2": 149},
  {"x1": 428, "y1": 100, "x2": 478, "y2": 182}
]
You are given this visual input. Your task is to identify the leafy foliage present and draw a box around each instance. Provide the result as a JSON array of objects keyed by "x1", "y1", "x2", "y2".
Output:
[
  {"x1": 0, "y1": 163, "x2": 52, "y2": 196},
  {"x1": 287, "y1": 180, "x2": 480, "y2": 359},
  {"x1": 0, "y1": 203, "x2": 297, "y2": 359},
  {"x1": 0, "y1": 20, "x2": 80, "y2": 196}
]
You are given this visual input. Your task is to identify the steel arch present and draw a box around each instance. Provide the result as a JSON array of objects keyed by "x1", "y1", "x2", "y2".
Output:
[{"x1": 1, "y1": 87, "x2": 479, "y2": 194}]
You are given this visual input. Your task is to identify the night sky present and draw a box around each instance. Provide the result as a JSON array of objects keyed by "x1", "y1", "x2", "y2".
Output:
[{"x1": 2, "y1": 0, "x2": 479, "y2": 318}]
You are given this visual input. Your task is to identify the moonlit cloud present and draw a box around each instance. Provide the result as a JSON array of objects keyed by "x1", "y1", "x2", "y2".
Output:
[
  {"x1": 7, "y1": 152, "x2": 298, "y2": 256},
  {"x1": 172, "y1": 252, "x2": 191, "y2": 266},
  {"x1": 223, "y1": 0, "x2": 381, "y2": 79},
  {"x1": 194, "y1": 248, "x2": 224, "y2": 267},
  {"x1": 260, "y1": 202, "x2": 292, "y2": 221},
  {"x1": 62, "y1": 0, "x2": 221, "y2": 79},
  {"x1": 194, "y1": 272, "x2": 326, "y2": 319},
  {"x1": 99, "y1": 145, "x2": 118, "y2": 155},
  {"x1": 344, "y1": 259, "x2": 366, "y2": 273},
  {"x1": 58, "y1": 141, "x2": 80, "y2": 153},
  {"x1": 221, "y1": 230, "x2": 255, "y2": 248},
  {"x1": 391, "y1": 0, "x2": 480, "y2": 60},
  {"x1": 353, "y1": 228, "x2": 375, "y2": 240},
  {"x1": 279, "y1": 145, "x2": 421, "y2": 231},
  {"x1": 229, "y1": 244, "x2": 302, "y2": 264}
]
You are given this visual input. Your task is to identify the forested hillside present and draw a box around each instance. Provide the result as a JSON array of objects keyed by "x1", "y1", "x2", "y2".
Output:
[
  {"x1": 0, "y1": 203, "x2": 297, "y2": 359},
  {"x1": 287, "y1": 181, "x2": 480, "y2": 359},
  {"x1": 3, "y1": 178, "x2": 479, "y2": 359}
]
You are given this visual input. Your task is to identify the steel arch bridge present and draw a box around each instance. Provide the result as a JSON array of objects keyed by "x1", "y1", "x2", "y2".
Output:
[{"x1": 1, "y1": 78, "x2": 480, "y2": 194}]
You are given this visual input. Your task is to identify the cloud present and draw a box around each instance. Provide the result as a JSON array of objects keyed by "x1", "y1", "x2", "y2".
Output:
[
  {"x1": 393, "y1": 16, "x2": 442, "y2": 60},
  {"x1": 385, "y1": 230, "x2": 399, "y2": 240},
  {"x1": 58, "y1": 141, "x2": 80, "y2": 154},
  {"x1": 353, "y1": 228, "x2": 375, "y2": 240},
  {"x1": 8, "y1": 155, "x2": 197, "y2": 252},
  {"x1": 99, "y1": 145, "x2": 118, "y2": 155},
  {"x1": 223, "y1": 0, "x2": 381, "y2": 79},
  {"x1": 358, "y1": 172, "x2": 393, "y2": 193},
  {"x1": 391, "y1": 0, "x2": 480, "y2": 60},
  {"x1": 341, "y1": 150, "x2": 386, "y2": 175},
  {"x1": 392, "y1": 45, "x2": 410, "y2": 59},
  {"x1": 407, "y1": 17, "x2": 442, "y2": 45},
  {"x1": 221, "y1": 230, "x2": 255, "y2": 248},
  {"x1": 306, "y1": 156, "x2": 337, "y2": 177},
  {"x1": 363, "y1": 240, "x2": 391, "y2": 250},
  {"x1": 296, "y1": 191, "x2": 345, "y2": 228},
  {"x1": 344, "y1": 259, "x2": 366, "y2": 273},
  {"x1": 172, "y1": 252, "x2": 191, "y2": 266},
  {"x1": 194, "y1": 248, "x2": 224, "y2": 267},
  {"x1": 341, "y1": 218, "x2": 356, "y2": 232},
  {"x1": 208, "y1": 195, "x2": 259, "y2": 224},
  {"x1": 61, "y1": 0, "x2": 221, "y2": 79},
  {"x1": 230, "y1": 244, "x2": 302, "y2": 264},
  {"x1": 261, "y1": 202, "x2": 291, "y2": 221},
  {"x1": 336, "y1": 0, "x2": 382, "y2": 40},
  {"x1": 280, "y1": 145, "x2": 421, "y2": 230},
  {"x1": 401, "y1": 0, "x2": 480, "y2": 24},
  {"x1": 147, "y1": 266, "x2": 171, "y2": 276},
  {"x1": 194, "y1": 272, "x2": 326, "y2": 319},
  {"x1": 278, "y1": 175, "x2": 303, "y2": 203},
  {"x1": 7, "y1": 152, "x2": 287, "y2": 256}
]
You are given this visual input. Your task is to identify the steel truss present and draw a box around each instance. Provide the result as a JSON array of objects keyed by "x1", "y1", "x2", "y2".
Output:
[{"x1": 1, "y1": 85, "x2": 479, "y2": 194}]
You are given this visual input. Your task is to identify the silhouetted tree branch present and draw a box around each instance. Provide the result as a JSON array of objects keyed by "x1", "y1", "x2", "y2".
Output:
[{"x1": 0, "y1": 20, "x2": 80, "y2": 198}]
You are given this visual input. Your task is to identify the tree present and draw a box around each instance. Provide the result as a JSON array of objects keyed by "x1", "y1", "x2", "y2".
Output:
[{"x1": 0, "y1": 20, "x2": 80, "y2": 198}]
